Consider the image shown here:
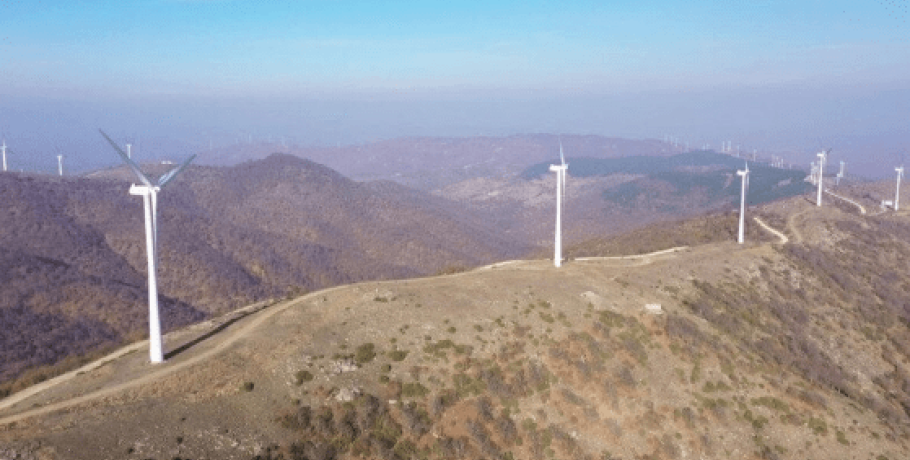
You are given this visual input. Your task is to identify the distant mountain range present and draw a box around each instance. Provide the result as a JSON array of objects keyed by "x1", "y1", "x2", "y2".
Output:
[
  {"x1": 0, "y1": 154, "x2": 523, "y2": 387},
  {"x1": 443, "y1": 151, "x2": 811, "y2": 246},
  {"x1": 196, "y1": 134, "x2": 684, "y2": 190}
]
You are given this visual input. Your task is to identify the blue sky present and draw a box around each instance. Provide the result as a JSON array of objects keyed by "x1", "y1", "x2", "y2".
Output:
[
  {"x1": 3, "y1": 0, "x2": 907, "y2": 94},
  {"x1": 0, "y1": 1, "x2": 908, "y2": 175}
]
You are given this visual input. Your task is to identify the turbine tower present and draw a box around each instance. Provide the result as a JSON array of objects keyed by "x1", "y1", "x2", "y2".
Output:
[
  {"x1": 1, "y1": 140, "x2": 6, "y2": 172},
  {"x1": 126, "y1": 143, "x2": 132, "y2": 159},
  {"x1": 816, "y1": 150, "x2": 828, "y2": 206},
  {"x1": 896, "y1": 166, "x2": 904, "y2": 211},
  {"x1": 836, "y1": 161, "x2": 845, "y2": 185},
  {"x1": 737, "y1": 163, "x2": 749, "y2": 244},
  {"x1": 100, "y1": 129, "x2": 195, "y2": 364},
  {"x1": 549, "y1": 142, "x2": 568, "y2": 267},
  {"x1": 57, "y1": 155, "x2": 63, "y2": 176}
]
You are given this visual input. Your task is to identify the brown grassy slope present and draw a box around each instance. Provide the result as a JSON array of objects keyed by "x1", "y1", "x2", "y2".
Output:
[
  {"x1": 0, "y1": 156, "x2": 523, "y2": 389},
  {"x1": 4, "y1": 194, "x2": 910, "y2": 460},
  {"x1": 565, "y1": 210, "x2": 775, "y2": 257}
]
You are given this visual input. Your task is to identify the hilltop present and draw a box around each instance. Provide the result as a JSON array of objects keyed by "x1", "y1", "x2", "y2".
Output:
[
  {"x1": 3, "y1": 186, "x2": 910, "y2": 460},
  {"x1": 0, "y1": 155, "x2": 523, "y2": 393}
]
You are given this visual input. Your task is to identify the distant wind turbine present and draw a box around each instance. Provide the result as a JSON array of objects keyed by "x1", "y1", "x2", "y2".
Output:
[
  {"x1": 1, "y1": 140, "x2": 6, "y2": 172},
  {"x1": 737, "y1": 163, "x2": 749, "y2": 244},
  {"x1": 816, "y1": 149, "x2": 828, "y2": 206},
  {"x1": 57, "y1": 155, "x2": 63, "y2": 176},
  {"x1": 549, "y1": 142, "x2": 569, "y2": 267},
  {"x1": 100, "y1": 129, "x2": 195, "y2": 364},
  {"x1": 896, "y1": 166, "x2": 904, "y2": 211}
]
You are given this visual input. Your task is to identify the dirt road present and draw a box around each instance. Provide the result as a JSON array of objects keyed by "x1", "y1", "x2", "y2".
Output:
[{"x1": 753, "y1": 217, "x2": 789, "y2": 244}]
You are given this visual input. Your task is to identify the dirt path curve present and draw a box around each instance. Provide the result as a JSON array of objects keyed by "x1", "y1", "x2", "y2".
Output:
[
  {"x1": 0, "y1": 297, "x2": 316, "y2": 425},
  {"x1": 574, "y1": 246, "x2": 689, "y2": 264},
  {"x1": 787, "y1": 211, "x2": 806, "y2": 244},
  {"x1": 824, "y1": 189, "x2": 867, "y2": 215},
  {"x1": 477, "y1": 246, "x2": 689, "y2": 271},
  {"x1": 753, "y1": 217, "x2": 789, "y2": 244}
]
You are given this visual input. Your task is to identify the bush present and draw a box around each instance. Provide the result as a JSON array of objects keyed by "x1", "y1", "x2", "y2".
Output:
[
  {"x1": 295, "y1": 370, "x2": 314, "y2": 385},
  {"x1": 240, "y1": 381, "x2": 254, "y2": 392},
  {"x1": 355, "y1": 343, "x2": 377, "y2": 364},
  {"x1": 401, "y1": 382, "x2": 429, "y2": 398},
  {"x1": 388, "y1": 349, "x2": 409, "y2": 361}
]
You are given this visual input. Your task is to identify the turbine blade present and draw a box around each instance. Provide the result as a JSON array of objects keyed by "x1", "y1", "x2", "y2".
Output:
[
  {"x1": 559, "y1": 142, "x2": 566, "y2": 166},
  {"x1": 157, "y1": 154, "x2": 196, "y2": 187},
  {"x1": 100, "y1": 129, "x2": 153, "y2": 187}
]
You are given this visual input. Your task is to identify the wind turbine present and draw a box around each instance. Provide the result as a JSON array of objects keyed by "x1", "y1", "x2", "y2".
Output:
[
  {"x1": 895, "y1": 166, "x2": 904, "y2": 211},
  {"x1": 549, "y1": 142, "x2": 568, "y2": 267},
  {"x1": 57, "y1": 155, "x2": 63, "y2": 176},
  {"x1": 737, "y1": 163, "x2": 749, "y2": 244},
  {"x1": 816, "y1": 149, "x2": 828, "y2": 206},
  {"x1": 100, "y1": 129, "x2": 195, "y2": 364},
  {"x1": 836, "y1": 161, "x2": 845, "y2": 185},
  {"x1": 1, "y1": 140, "x2": 7, "y2": 172}
]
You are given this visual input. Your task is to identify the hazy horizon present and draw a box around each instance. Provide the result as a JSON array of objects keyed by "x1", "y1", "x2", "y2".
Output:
[{"x1": 1, "y1": 1, "x2": 908, "y2": 178}]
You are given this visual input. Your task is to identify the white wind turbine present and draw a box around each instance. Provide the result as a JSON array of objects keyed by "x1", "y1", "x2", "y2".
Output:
[
  {"x1": 816, "y1": 149, "x2": 828, "y2": 206},
  {"x1": 100, "y1": 129, "x2": 195, "y2": 364},
  {"x1": 549, "y1": 142, "x2": 568, "y2": 267},
  {"x1": 836, "y1": 161, "x2": 845, "y2": 185},
  {"x1": 57, "y1": 155, "x2": 63, "y2": 176},
  {"x1": 737, "y1": 163, "x2": 749, "y2": 244},
  {"x1": 895, "y1": 166, "x2": 904, "y2": 211},
  {"x1": 1, "y1": 140, "x2": 7, "y2": 172}
]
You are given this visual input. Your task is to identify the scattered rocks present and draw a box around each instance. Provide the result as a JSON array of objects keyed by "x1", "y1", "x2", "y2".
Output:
[
  {"x1": 329, "y1": 358, "x2": 359, "y2": 374},
  {"x1": 333, "y1": 386, "x2": 361, "y2": 402}
]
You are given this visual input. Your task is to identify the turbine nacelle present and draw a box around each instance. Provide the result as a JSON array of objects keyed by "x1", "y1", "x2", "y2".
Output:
[{"x1": 129, "y1": 184, "x2": 161, "y2": 196}]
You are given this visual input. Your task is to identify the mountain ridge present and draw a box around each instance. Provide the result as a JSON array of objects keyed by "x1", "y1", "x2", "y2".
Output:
[{"x1": 3, "y1": 191, "x2": 910, "y2": 460}]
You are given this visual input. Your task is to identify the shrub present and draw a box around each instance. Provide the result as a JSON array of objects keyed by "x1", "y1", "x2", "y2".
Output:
[
  {"x1": 807, "y1": 417, "x2": 827, "y2": 435},
  {"x1": 401, "y1": 382, "x2": 429, "y2": 398},
  {"x1": 836, "y1": 429, "x2": 849, "y2": 445},
  {"x1": 295, "y1": 370, "x2": 314, "y2": 385},
  {"x1": 355, "y1": 343, "x2": 377, "y2": 364},
  {"x1": 388, "y1": 349, "x2": 409, "y2": 362}
]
